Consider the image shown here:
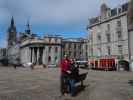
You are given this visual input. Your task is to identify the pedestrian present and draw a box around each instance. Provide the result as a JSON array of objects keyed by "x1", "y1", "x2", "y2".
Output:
[
  {"x1": 13, "y1": 64, "x2": 17, "y2": 69},
  {"x1": 60, "y1": 55, "x2": 71, "y2": 96},
  {"x1": 68, "y1": 59, "x2": 79, "y2": 96}
]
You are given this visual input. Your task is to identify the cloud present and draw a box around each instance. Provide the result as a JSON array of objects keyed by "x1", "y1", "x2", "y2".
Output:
[
  {"x1": 0, "y1": 0, "x2": 127, "y2": 33},
  {"x1": 0, "y1": 0, "x2": 127, "y2": 47},
  {"x1": 1, "y1": 0, "x2": 118, "y2": 24}
]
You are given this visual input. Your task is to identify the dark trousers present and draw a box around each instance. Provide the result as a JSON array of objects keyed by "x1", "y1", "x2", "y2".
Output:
[
  {"x1": 60, "y1": 74, "x2": 69, "y2": 95},
  {"x1": 69, "y1": 79, "x2": 76, "y2": 96}
]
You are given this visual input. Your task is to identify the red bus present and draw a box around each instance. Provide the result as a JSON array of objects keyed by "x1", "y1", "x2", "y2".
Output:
[{"x1": 90, "y1": 59, "x2": 116, "y2": 71}]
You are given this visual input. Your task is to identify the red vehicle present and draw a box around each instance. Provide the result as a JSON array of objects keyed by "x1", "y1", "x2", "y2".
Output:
[{"x1": 90, "y1": 59, "x2": 116, "y2": 71}]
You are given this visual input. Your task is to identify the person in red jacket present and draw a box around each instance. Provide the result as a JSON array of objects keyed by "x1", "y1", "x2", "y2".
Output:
[{"x1": 60, "y1": 55, "x2": 71, "y2": 96}]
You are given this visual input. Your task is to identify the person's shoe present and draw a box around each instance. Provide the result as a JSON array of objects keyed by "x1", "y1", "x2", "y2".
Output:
[{"x1": 64, "y1": 93, "x2": 68, "y2": 96}]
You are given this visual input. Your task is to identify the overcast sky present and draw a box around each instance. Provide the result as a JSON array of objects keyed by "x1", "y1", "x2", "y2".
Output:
[{"x1": 0, "y1": 0, "x2": 127, "y2": 47}]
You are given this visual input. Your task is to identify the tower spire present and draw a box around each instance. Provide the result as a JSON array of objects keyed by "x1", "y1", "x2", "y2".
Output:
[
  {"x1": 101, "y1": 0, "x2": 106, "y2": 4},
  {"x1": 11, "y1": 16, "x2": 14, "y2": 26},
  {"x1": 7, "y1": 16, "x2": 17, "y2": 47},
  {"x1": 25, "y1": 20, "x2": 31, "y2": 34}
]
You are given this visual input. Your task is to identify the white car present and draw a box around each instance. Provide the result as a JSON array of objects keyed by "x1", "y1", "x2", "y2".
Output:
[
  {"x1": 47, "y1": 64, "x2": 57, "y2": 68},
  {"x1": 75, "y1": 61, "x2": 88, "y2": 68},
  {"x1": 23, "y1": 62, "x2": 33, "y2": 67}
]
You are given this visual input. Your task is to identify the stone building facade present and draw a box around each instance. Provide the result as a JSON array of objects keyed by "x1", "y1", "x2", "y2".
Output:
[
  {"x1": 62, "y1": 38, "x2": 88, "y2": 60},
  {"x1": 6, "y1": 17, "x2": 20, "y2": 64},
  {"x1": 0, "y1": 48, "x2": 7, "y2": 59},
  {"x1": 87, "y1": 3, "x2": 129, "y2": 61},
  {"x1": 5, "y1": 17, "x2": 88, "y2": 66},
  {"x1": 20, "y1": 35, "x2": 62, "y2": 65}
]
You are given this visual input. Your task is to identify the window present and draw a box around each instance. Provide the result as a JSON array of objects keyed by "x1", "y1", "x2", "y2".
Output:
[
  {"x1": 49, "y1": 47, "x2": 51, "y2": 53},
  {"x1": 79, "y1": 44, "x2": 82, "y2": 49},
  {"x1": 107, "y1": 24, "x2": 110, "y2": 31},
  {"x1": 111, "y1": 8, "x2": 117, "y2": 16},
  {"x1": 74, "y1": 44, "x2": 76, "y2": 49},
  {"x1": 55, "y1": 47, "x2": 58, "y2": 53},
  {"x1": 107, "y1": 46, "x2": 111, "y2": 55},
  {"x1": 86, "y1": 52, "x2": 88, "y2": 56},
  {"x1": 118, "y1": 45, "x2": 123, "y2": 54},
  {"x1": 122, "y1": 3, "x2": 128, "y2": 12},
  {"x1": 49, "y1": 38, "x2": 51, "y2": 43},
  {"x1": 97, "y1": 35, "x2": 101, "y2": 41},
  {"x1": 117, "y1": 31, "x2": 122, "y2": 39},
  {"x1": 43, "y1": 46, "x2": 45, "y2": 50},
  {"x1": 91, "y1": 48, "x2": 93, "y2": 56},
  {"x1": 55, "y1": 56, "x2": 57, "y2": 62},
  {"x1": 98, "y1": 48, "x2": 101, "y2": 56},
  {"x1": 68, "y1": 43, "x2": 71, "y2": 49},
  {"x1": 118, "y1": 8, "x2": 122, "y2": 13},
  {"x1": 55, "y1": 38, "x2": 58, "y2": 43},
  {"x1": 86, "y1": 45, "x2": 88, "y2": 50},
  {"x1": 63, "y1": 43, "x2": 66, "y2": 49},
  {"x1": 74, "y1": 52, "x2": 76, "y2": 57},
  {"x1": 69, "y1": 51, "x2": 71, "y2": 56},
  {"x1": 48, "y1": 56, "x2": 51, "y2": 62},
  {"x1": 117, "y1": 20, "x2": 121, "y2": 27},
  {"x1": 106, "y1": 34, "x2": 111, "y2": 42}
]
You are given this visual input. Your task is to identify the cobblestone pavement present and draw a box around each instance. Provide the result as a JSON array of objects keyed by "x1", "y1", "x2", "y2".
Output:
[{"x1": 0, "y1": 66, "x2": 132, "y2": 100}]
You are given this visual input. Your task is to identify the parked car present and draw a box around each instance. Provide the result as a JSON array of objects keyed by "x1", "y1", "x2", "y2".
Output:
[
  {"x1": 75, "y1": 61, "x2": 88, "y2": 68},
  {"x1": 47, "y1": 64, "x2": 57, "y2": 68}
]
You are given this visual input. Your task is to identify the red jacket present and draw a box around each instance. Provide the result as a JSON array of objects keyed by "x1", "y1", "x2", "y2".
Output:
[{"x1": 60, "y1": 58, "x2": 70, "y2": 74}]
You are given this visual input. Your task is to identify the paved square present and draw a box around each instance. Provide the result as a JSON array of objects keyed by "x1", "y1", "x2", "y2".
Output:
[{"x1": 0, "y1": 67, "x2": 132, "y2": 100}]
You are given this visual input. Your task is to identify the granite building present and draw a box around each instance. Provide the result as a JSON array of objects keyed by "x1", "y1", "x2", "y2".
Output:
[
  {"x1": 20, "y1": 35, "x2": 62, "y2": 65},
  {"x1": 5, "y1": 17, "x2": 88, "y2": 66},
  {"x1": 87, "y1": 3, "x2": 129, "y2": 61},
  {"x1": 62, "y1": 38, "x2": 88, "y2": 60}
]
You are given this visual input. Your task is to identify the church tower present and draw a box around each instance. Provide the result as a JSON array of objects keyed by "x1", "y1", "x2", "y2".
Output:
[
  {"x1": 25, "y1": 20, "x2": 31, "y2": 34},
  {"x1": 7, "y1": 16, "x2": 17, "y2": 47}
]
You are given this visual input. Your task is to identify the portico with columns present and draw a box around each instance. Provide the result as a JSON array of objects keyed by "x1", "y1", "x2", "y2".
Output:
[{"x1": 20, "y1": 37, "x2": 62, "y2": 66}]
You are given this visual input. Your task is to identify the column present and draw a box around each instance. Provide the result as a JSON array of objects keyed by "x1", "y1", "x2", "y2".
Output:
[
  {"x1": 51, "y1": 47, "x2": 53, "y2": 64},
  {"x1": 43, "y1": 47, "x2": 45, "y2": 64},
  {"x1": 34, "y1": 48, "x2": 37, "y2": 64},
  {"x1": 37, "y1": 48, "x2": 39, "y2": 64},
  {"x1": 32, "y1": 48, "x2": 35, "y2": 63},
  {"x1": 29, "y1": 47, "x2": 32, "y2": 62},
  {"x1": 46, "y1": 46, "x2": 48, "y2": 65}
]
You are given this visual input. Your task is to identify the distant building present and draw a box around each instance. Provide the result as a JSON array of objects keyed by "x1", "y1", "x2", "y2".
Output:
[
  {"x1": 62, "y1": 38, "x2": 88, "y2": 60},
  {"x1": 0, "y1": 48, "x2": 7, "y2": 65},
  {"x1": 3, "y1": 17, "x2": 88, "y2": 66},
  {"x1": 0, "y1": 48, "x2": 7, "y2": 59},
  {"x1": 87, "y1": 3, "x2": 129, "y2": 61},
  {"x1": 20, "y1": 35, "x2": 62, "y2": 65},
  {"x1": 7, "y1": 17, "x2": 20, "y2": 64}
]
